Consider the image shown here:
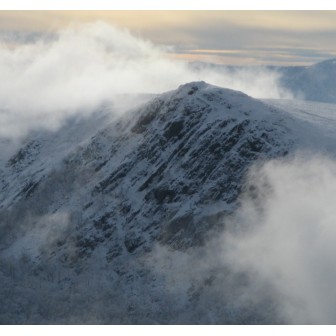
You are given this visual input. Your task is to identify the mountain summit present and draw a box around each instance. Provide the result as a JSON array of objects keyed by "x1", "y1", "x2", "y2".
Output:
[
  {"x1": 1, "y1": 82, "x2": 293, "y2": 257},
  {"x1": 0, "y1": 81, "x2": 331, "y2": 323}
]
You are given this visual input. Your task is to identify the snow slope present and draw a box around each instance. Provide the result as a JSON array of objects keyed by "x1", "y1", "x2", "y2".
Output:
[
  {"x1": 1, "y1": 81, "x2": 336, "y2": 324},
  {"x1": 279, "y1": 58, "x2": 336, "y2": 103}
]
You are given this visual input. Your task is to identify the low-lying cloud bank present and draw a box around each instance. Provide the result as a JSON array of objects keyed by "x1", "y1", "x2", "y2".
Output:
[
  {"x1": 0, "y1": 22, "x2": 292, "y2": 138},
  {"x1": 148, "y1": 154, "x2": 336, "y2": 324},
  {"x1": 225, "y1": 155, "x2": 336, "y2": 324}
]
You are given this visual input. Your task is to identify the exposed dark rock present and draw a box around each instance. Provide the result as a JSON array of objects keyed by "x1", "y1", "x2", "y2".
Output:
[{"x1": 0, "y1": 82, "x2": 297, "y2": 324}]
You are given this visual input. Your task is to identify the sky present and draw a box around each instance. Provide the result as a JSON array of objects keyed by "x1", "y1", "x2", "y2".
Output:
[{"x1": 1, "y1": 11, "x2": 336, "y2": 65}]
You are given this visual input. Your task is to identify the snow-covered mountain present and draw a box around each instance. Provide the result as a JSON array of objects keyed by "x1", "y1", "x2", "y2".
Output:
[
  {"x1": 1, "y1": 81, "x2": 336, "y2": 324},
  {"x1": 279, "y1": 58, "x2": 336, "y2": 103}
]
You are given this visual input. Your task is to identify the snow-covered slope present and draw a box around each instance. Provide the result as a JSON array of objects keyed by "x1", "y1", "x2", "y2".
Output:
[
  {"x1": 1, "y1": 81, "x2": 335, "y2": 324},
  {"x1": 263, "y1": 98, "x2": 336, "y2": 153},
  {"x1": 279, "y1": 58, "x2": 336, "y2": 103},
  {"x1": 0, "y1": 82, "x2": 294, "y2": 256}
]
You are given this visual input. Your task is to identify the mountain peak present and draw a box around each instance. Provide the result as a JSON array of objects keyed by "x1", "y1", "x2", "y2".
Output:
[
  {"x1": 177, "y1": 80, "x2": 208, "y2": 90},
  {"x1": 174, "y1": 81, "x2": 248, "y2": 99},
  {"x1": 0, "y1": 81, "x2": 297, "y2": 324},
  {"x1": 313, "y1": 58, "x2": 336, "y2": 67},
  {"x1": 307, "y1": 58, "x2": 336, "y2": 73}
]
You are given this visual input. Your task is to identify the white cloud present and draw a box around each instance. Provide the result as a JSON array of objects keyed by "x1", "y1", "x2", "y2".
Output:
[
  {"x1": 2, "y1": 212, "x2": 71, "y2": 261},
  {"x1": 145, "y1": 154, "x2": 336, "y2": 324},
  {"x1": 225, "y1": 155, "x2": 336, "y2": 324},
  {"x1": 0, "y1": 22, "x2": 292, "y2": 139}
]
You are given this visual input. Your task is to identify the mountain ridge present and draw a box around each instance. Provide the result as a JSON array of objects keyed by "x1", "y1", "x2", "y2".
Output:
[{"x1": 1, "y1": 81, "x2": 335, "y2": 323}]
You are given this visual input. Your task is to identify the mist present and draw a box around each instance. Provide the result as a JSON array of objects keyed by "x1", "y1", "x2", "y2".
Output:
[
  {"x1": 223, "y1": 154, "x2": 336, "y2": 324},
  {"x1": 0, "y1": 21, "x2": 293, "y2": 139},
  {"x1": 143, "y1": 154, "x2": 336, "y2": 324}
]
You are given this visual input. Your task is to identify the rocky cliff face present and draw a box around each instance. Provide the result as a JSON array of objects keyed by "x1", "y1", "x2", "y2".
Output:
[{"x1": 0, "y1": 82, "x2": 300, "y2": 323}]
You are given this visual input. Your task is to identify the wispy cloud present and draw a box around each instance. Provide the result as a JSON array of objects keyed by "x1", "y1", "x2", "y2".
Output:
[
  {"x1": 1, "y1": 11, "x2": 336, "y2": 65},
  {"x1": 0, "y1": 22, "x2": 292, "y2": 139}
]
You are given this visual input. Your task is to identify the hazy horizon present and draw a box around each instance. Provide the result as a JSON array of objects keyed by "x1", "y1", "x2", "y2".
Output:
[{"x1": 1, "y1": 11, "x2": 336, "y2": 66}]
